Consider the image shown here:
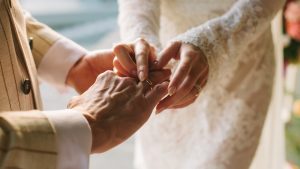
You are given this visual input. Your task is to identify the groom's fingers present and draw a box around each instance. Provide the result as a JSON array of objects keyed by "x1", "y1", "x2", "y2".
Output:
[
  {"x1": 145, "y1": 82, "x2": 169, "y2": 108},
  {"x1": 153, "y1": 41, "x2": 181, "y2": 70},
  {"x1": 114, "y1": 44, "x2": 137, "y2": 76},
  {"x1": 113, "y1": 58, "x2": 131, "y2": 77},
  {"x1": 134, "y1": 38, "x2": 150, "y2": 82}
]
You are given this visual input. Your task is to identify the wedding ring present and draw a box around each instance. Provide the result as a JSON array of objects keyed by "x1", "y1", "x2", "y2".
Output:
[
  {"x1": 145, "y1": 79, "x2": 153, "y2": 86},
  {"x1": 143, "y1": 79, "x2": 153, "y2": 90}
]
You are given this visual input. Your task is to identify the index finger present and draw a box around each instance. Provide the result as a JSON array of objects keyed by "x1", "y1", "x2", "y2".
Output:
[
  {"x1": 114, "y1": 44, "x2": 137, "y2": 76},
  {"x1": 153, "y1": 41, "x2": 181, "y2": 70},
  {"x1": 134, "y1": 38, "x2": 151, "y2": 81}
]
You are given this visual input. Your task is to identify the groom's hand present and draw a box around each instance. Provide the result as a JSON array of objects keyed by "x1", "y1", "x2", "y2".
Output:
[
  {"x1": 66, "y1": 49, "x2": 115, "y2": 94},
  {"x1": 113, "y1": 38, "x2": 157, "y2": 81},
  {"x1": 68, "y1": 71, "x2": 169, "y2": 153}
]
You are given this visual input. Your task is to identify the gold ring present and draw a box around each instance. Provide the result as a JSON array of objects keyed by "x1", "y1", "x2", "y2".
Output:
[
  {"x1": 145, "y1": 79, "x2": 153, "y2": 86},
  {"x1": 144, "y1": 79, "x2": 153, "y2": 90}
]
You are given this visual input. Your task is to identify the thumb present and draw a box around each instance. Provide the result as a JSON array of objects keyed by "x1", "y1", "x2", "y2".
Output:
[{"x1": 145, "y1": 81, "x2": 169, "y2": 107}]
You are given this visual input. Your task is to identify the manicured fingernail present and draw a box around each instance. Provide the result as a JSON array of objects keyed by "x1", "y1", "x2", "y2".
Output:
[
  {"x1": 168, "y1": 86, "x2": 176, "y2": 96},
  {"x1": 139, "y1": 71, "x2": 146, "y2": 81}
]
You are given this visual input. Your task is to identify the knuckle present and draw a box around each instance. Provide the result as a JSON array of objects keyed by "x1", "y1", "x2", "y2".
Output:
[
  {"x1": 96, "y1": 74, "x2": 104, "y2": 81},
  {"x1": 138, "y1": 65, "x2": 146, "y2": 72},
  {"x1": 67, "y1": 96, "x2": 81, "y2": 108},
  {"x1": 96, "y1": 71, "x2": 115, "y2": 81}
]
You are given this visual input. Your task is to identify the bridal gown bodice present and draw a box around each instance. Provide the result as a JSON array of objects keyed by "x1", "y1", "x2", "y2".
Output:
[{"x1": 118, "y1": 0, "x2": 285, "y2": 169}]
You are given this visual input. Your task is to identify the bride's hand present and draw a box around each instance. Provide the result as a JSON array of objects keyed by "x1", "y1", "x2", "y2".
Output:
[
  {"x1": 153, "y1": 41, "x2": 209, "y2": 113},
  {"x1": 113, "y1": 38, "x2": 157, "y2": 80}
]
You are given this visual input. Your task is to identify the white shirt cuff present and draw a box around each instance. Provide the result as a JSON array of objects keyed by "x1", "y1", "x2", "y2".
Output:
[
  {"x1": 43, "y1": 109, "x2": 92, "y2": 169},
  {"x1": 38, "y1": 38, "x2": 88, "y2": 92}
]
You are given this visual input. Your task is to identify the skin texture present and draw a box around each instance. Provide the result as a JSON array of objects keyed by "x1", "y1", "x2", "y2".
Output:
[
  {"x1": 113, "y1": 38, "x2": 157, "y2": 81},
  {"x1": 67, "y1": 71, "x2": 170, "y2": 153},
  {"x1": 113, "y1": 40, "x2": 209, "y2": 113},
  {"x1": 65, "y1": 48, "x2": 171, "y2": 153}
]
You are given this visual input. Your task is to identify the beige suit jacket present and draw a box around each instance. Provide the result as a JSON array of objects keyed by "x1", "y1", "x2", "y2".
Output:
[{"x1": 0, "y1": 0, "x2": 65, "y2": 168}]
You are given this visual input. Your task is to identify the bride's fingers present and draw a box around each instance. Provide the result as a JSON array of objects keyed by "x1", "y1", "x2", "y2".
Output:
[
  {"x1": 114, "y1": 44, "x2": 137, "y2": 76},
  {"x1": 168, "y1": 44, "x2": 202, "y2": 96},
  {"x1": 156, "y1": 67, "x2": 208, "y2": 113},
  {"x1": 155, "y1": 86, "x2": 189, "y2": 113},
  {"x1": 113, "y1": 58, "x2": 131, "y2": 77},
  {"x1": 167, "y1": 86, "x2": 200, "y2": 110},
  {"x1": 152, "y1": 41, "x2": 181, "y2": 70},
  {"x1": 134, "y1": 38, "x2": 151, "y2": 81},
  {"x1": 155, "y1": 80, "x2": 196, "y2": 113},
  {"x1": 148, "y1": 69, "x2": 171, "y2": 85},
  {"x1": 168, "y1": 97, "x2": 197, "y2": 110}
]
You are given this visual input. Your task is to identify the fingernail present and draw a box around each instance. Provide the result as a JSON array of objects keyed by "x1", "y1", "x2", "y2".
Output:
[
  {"x1": 139, "y1": 71, "x2": 146, "y2": 81},
  {"x1": 168, "y1": 86, "x2": 176, "y2": 96}
]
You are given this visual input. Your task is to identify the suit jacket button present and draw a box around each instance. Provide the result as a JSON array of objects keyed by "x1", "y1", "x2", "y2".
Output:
[
  {"x1": 22, "y1": 79, "x2": 31, "y2": 95},
  {"x1": 28, "y1": 37, "x2": 34, "y2": 50}
]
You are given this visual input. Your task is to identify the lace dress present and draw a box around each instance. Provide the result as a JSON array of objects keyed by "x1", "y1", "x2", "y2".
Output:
[{"x1": 118, "y1": 0, "x2": 285, "y2": 169}]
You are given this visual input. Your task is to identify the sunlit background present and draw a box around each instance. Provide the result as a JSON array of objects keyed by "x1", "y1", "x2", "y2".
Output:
[{"x1": 22, "y1": 0, "x2": 134, "y2": 168}]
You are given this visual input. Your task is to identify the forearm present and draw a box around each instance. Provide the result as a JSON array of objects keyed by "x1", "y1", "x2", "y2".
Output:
[
  {"x1": 118, "y1": 0, "x2": 161, "y2": 49},
  {"x1": 175, "y1": 0, "x2": 285, "y2": 68}
]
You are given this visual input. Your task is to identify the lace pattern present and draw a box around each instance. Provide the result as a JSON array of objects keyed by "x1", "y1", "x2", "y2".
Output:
[
  {"x1": 118, "y1": 0, "x2": 284, "y2": 168},
  {"x1": 118, "y1": 0, "x2": 161, "y2": 49}
]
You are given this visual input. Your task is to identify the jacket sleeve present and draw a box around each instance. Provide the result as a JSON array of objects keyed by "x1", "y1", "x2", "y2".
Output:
[
  {"x1": 118, "y1": 0, "x2": 161, "y2": 49},
  {"x1": 24, "y1": 12, "x2": 87, "y2": 90},
  {"x1": 24, "y1": 12, "x2": 63, "y2": 67},
  {"x1": 0, "y1": 111, "x2": 57, "y2": 169},
  {"x1": 0, "y1": 109, "x2": 92, "y2": 169}
]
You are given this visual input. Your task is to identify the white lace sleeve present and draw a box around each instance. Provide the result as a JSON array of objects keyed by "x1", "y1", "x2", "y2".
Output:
[
  {"x1": 118, "y1": 0, "x2": 161, "y2": 49},
  {"x1": 174, "y1": 0, "x2": 285, "y2": 80}
]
